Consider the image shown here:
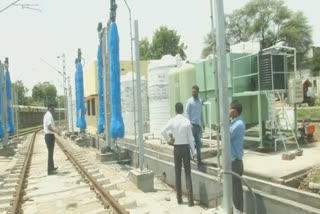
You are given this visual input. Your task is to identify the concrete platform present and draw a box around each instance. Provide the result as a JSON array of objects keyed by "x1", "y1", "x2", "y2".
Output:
[{"x1": 203, "y1": 142, "x2": 320, "y2": 181}]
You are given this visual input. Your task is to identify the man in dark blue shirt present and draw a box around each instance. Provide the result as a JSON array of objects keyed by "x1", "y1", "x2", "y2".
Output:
[{"x1": 229, "y1": 100, "x2": 245, "y2": 213}]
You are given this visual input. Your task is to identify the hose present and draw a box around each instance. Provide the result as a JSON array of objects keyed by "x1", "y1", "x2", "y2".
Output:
[{"x1": 221, "y1": 170, "x2": 258, "y2": 214}]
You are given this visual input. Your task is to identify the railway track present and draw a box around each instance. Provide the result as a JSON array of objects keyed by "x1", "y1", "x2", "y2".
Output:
[{"x1": 0, "y1": 131, "x2": 132, "y2": 214}]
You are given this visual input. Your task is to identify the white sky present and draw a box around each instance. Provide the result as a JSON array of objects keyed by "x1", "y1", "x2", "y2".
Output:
[{"x1": 0, "y1": 0, "x2": 319, "y2": 96}]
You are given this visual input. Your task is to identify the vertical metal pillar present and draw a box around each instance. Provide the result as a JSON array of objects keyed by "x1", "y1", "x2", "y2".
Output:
[
  {"x1": 123, "y1": 0, "x2": 137, "y2": 145},
  {"x1": 134, "y1": 20, "x2": 144, "y2": 172},
  {"x1": 293, "y1": 49, "x2": 298, "y2": 137},
  {"x1": 214, "y1": 0, "x2": 232, "y2": 212},
  {"x1": 1, "y1": 62, "x2": 8, "y2": 146},
  {"x1": 68, "y1": 77, "x2": 74, "y2": 133},
  {"x1": 14, "y1": 90, "x2": 19, "y2": 139},
  {"x1": 100, "y1": 22, "x2": 112, "y2": 149},
  {"x1": 62, "y1": 54, "x2": 69, "y2": 131},
  {"x1": 209, "y1": 0, "x2": 221, "y2": 169}
]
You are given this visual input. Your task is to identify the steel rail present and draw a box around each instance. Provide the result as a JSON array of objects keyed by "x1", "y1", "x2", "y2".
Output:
[
  {"x1": 8, "y1": 131, "x2": 38, "y2": 214},
  {"x1": 55, "y1": 137, "x2": 129, "y2": 214}
]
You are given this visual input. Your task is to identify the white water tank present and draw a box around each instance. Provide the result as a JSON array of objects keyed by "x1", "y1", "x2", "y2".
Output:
[
  {"x1": 121, "y1": 72, "x2": 148, "y2": 133},
  {"x1": 148, "y1": 55, "x2": 177, "y2": 135}
]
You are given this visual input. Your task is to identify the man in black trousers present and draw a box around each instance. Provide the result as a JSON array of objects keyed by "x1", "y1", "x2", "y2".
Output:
[
  {"x1": 161, "y1": 102, "x2": 195, "y2": 206},
  {"x1": 43, "y1": 104, "x2": 58, "y2": 175}
]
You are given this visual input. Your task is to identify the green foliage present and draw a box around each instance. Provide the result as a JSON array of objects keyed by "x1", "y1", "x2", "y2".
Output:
[
  {"x1": 202, "y1": 0, "x2": 313, "y2": 61},
  {"x1": 140, "y1": 37, "x2": 151, "y2": 60},
  {"x1": 201, "y1": 32, "x2": 216, "y2": 59},
  {"x1": 56, "y1": 95, "x2": 65, "y2": 108},
  {"x1": 311, "y1": 51, "x2": 320, "y2": 76},
  {"x1": 140, "y1": 26, "x2": 187, "y2": 60},
  {"x1": 11, "y1": 80, "x2": 29, "y2": 105},
  {"x1": 297, "y1": 107, "x2": 320, "y2": 119},
  {"x1": 32, "y1": 82, "x2": 57, "y2": 107}
]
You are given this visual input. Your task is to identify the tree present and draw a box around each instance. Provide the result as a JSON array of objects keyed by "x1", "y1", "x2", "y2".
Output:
[
  {"x1": 56, "y1": 95, "x2": 65, "y2": 108},
  {"x1": 11, "y1": 80, "x2": 29, "y2": 105},
  {"x1": 202, "y1": 0, "x2": 313, "y2": 61},
  {"x1": 140, "y1": 26, "x2": 187, "y2": 60},
  {"x1": 311, "y1": 51, "x2": 320, "y2": 76},
  {"x1": 140, "y1": 37, "x2": 151, "y2": 60},
  {"x1": 201, "y1": 32, "x2": 216, "y2": 59},
  {"x1": 32, "y1": 82, "x2": 57, "y2": 107}
]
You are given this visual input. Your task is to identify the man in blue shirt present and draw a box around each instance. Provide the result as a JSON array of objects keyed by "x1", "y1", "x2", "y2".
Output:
[
  {"x1": 186, "y1": 85, "x2": 204, "y2": 168},
  {"x1": 229, "y1": 100, "x2": 245, "y2": 212}
]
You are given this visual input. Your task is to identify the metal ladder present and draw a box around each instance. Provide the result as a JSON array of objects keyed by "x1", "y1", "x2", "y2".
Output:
[{"x1": 265, "y1": 91, "x2": 300, "y2": 152}]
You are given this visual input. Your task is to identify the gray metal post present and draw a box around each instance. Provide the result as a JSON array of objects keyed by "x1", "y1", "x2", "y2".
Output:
[
  {"x1": 214, "y1": 0, "x2": 233, "y2": 212},
  {"x1": 1, "y1": 63, "x2": 8, "y2": 146},
  {"x1": 68, "y1": 77, "x2": 74, "y2": 133},
  {"x1": 14, "y1": 90, "x2": 19, "y2": 139},
  {"x1": 134, "y1": 20, "x2": 144, "y2": 172},
  {"x1": 62, "y1": 54, "x2": 69, "y2": 131},
  {"x1": 123, "y1": 0, "x2": 137, "y2": 144},
  {"x1": 101, "y1": 23, "x2": 112, "y2": 149},
  {"x1": 58, "y1": 100, "x2": 61, "y2": 127},
  {"x1": 209, "y1": 0, "x2": 221, "y2": 169}
]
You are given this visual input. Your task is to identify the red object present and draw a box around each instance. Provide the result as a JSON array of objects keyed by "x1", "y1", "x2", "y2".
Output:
[{"x1": 306, "y1": 124, "x2": 315, "y2": 135}]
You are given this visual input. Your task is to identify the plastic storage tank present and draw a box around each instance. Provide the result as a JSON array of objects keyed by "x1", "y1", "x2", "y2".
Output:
[
  {"x1": 168, "y1": 63, "x2": 195, "y2": 117},
  {"x1": 148, "y1": 55, "x2": 177, "y2": 135},
  {"x1": 195, "y1": 53, "x2": 245, "y2": 126},
  {"x1": 121, "y1": 72, "x2": 149, "y2": 133}
]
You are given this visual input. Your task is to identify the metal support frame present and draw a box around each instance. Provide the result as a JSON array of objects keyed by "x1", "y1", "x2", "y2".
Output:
[
  {"x1": 214, "y1": 0, "x2": 233, "y2": 212},
  {"x1": 68, "y1": 76, "x2": 74, "y2": 133},
  {"x1": 61, "y1": 54, "x2": 69, "y2": 131},
  {"x1": 0, "y1": 61, "x2": 8, "y2": 146},
  {"x1": 232, "y1": 46, "x2": 298, "y2": 147},
  {"x1": 134, "y1": 20, "x2": 144, "y2": 172},
  {"x1": 98, "y1": 22, "x2": 112, "y2": 149},
  {"x1": 209, "y1": 0, "x2": 221, "y2": 169},
  {"x1": 123, "y1": 0, "x2": 137, "y2": 145}
]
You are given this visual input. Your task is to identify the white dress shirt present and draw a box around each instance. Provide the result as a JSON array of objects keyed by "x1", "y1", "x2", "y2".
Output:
[
  {"x1": 161, "y1": 114, "x2": 195, "y2": 154},
  {"x1": 43, "y1": 111, "x2": 55, "y2": 134}
]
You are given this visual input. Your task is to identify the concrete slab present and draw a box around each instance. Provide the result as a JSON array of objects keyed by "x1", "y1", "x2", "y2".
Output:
[{"x1": 129, "y1": 169, "x2": 154, "y2": 193}]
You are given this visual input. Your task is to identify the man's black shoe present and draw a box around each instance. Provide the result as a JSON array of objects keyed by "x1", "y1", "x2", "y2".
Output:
[
  {"x1": 177, "y1": 198, "x2": 183, "y2": 204},
  {"x1": 48, "y1": 171, "x2": 58, "y2": 175}
]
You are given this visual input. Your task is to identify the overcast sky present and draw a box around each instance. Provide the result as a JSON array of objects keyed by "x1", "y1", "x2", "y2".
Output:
[{"x1": 0, "y1": 0, "x2": 319, "y2": 96}]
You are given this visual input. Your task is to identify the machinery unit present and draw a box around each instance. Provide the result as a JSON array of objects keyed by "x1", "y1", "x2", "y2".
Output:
[{"x1": 232, "y1": 46, "x2": 299, "y2": 148}]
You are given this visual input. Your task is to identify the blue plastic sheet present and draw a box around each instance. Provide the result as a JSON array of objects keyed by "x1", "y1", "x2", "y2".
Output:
[
  {"x1": 109, "y1": 22, "x2": 124, "y2": 138},
  {"x1": 0, "y1": 67, "x2": 4, "y2": 138},
  {"x1": 97, "y1": 45, "x2": 105, "y2": 133},
  {"x1": 5, "y1": 70, "x2": 14, "y2": 134},
  {"x1": 75, "y1": 63, "x2": 87, "y2": 130}
]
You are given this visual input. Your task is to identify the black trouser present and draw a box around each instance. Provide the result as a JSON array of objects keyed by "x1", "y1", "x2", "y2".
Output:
[
  {"x1": 232, "y1": 159, "x2": 244, "y2": 212},
  {"x1": 45, "y1": 134, "x2": 55, "y2": 173},
  {"x1": 174, "y1": 144, "x2": 193, "y2": 202}
]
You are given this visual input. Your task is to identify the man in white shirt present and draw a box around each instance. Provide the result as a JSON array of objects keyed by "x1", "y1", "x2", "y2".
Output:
[
  {"x1": 161, "y1": 102, "x2": 195, "y2": 207},
  {"x1": 43, "y1": 104, "x2": 58, "y2": 175}
]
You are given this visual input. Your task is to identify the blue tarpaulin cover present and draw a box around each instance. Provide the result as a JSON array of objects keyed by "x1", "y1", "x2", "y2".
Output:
[
  {"x1": 109, "y1": 22, "x2": 124, "y2": 138},
  {"x1": 97, "y1": 45, "x2": 105, "y2": 134},
  {"x1": 6, "y1": 70, "x2": 14, "y2": 134},
  {"x1": 0, "y1": 67, "x2": 4, "y2": 138},
  {"x1": 75, "y1": 62, "x2": 87, "y2": 130}
]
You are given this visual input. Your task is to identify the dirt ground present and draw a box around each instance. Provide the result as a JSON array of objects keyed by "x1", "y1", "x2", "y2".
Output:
[
  {"x1": 297, "y1": 123, "x2": 320, "y2": 194},
  {"x1": 298, "y1": 165, "x2": 320, "y2": 195}
]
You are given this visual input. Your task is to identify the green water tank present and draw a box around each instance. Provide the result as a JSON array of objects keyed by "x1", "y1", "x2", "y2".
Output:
[{"x1": 168, "y1": 63, "x2": 196, "y2": 117}]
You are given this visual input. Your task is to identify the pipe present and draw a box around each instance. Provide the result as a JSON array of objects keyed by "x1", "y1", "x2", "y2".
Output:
[
  {"x1": 213, "y1": 0, "x2": 233, "y2": 212},
  {"x1": 222, "y1": 170, "x2": 258, "y2": 214},
  {"x1": 134, "y1": 20, "x2": 144, "y2": 172},
  {"x1": 209, "y1": 0, "x2": 221, "y2": 172}
]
